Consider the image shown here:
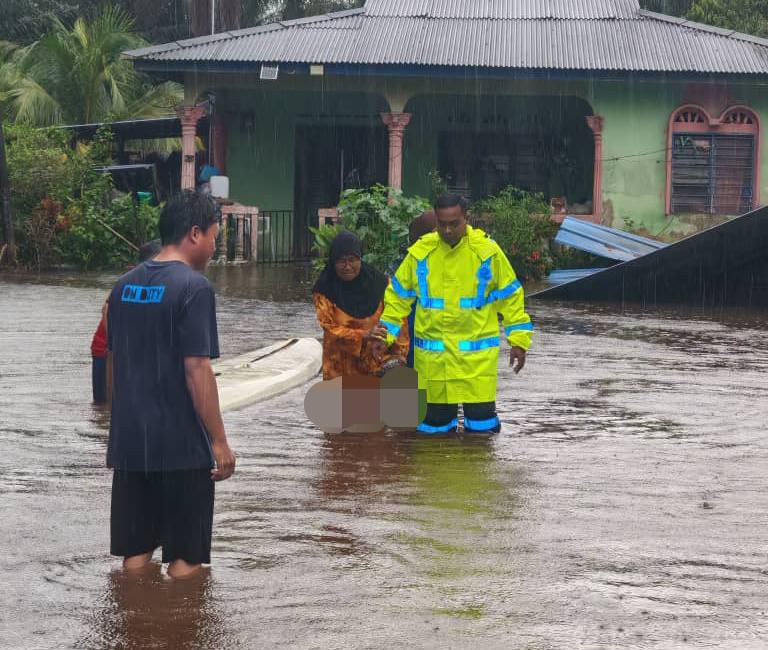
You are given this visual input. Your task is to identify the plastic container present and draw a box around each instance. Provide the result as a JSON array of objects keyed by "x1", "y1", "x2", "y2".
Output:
[{"x1": 210, "y1": 175, "x2": 230, "y2": 199}]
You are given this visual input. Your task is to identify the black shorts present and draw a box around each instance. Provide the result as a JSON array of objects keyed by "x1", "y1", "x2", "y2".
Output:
[{"x1": 111, "y1": 469, "x2": 214, "y2": 565}]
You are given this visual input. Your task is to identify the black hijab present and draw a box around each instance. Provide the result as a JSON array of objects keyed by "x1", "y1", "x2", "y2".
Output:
[{"x1": 312, "y1": 231, "x2": 389, "y2": 319}]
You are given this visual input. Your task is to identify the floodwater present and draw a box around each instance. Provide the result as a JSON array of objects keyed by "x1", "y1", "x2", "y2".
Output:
[{"x1": 2, "y1": 265, "x2": 768, "y2": 649}]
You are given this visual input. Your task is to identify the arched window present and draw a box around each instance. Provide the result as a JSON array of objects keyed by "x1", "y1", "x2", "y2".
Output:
[
  {"x1": 674, "y1": 107, "x2": 707, "y2": 125},
  {"x1": 667, "y1": 104, "x2": 760, "y2": 216},
  {"x1": 723, "y1": 108, "x2": 756, "y2": 126}
]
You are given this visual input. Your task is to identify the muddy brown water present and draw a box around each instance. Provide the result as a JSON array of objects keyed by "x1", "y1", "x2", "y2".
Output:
[{"x1": 2, "y1": 265, "x2": 768, "y2": 649}]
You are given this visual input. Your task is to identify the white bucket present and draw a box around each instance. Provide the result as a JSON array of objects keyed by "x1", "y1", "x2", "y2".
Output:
[{"x1": 210, "y1": 175, "x2": 230, "y2": 199}]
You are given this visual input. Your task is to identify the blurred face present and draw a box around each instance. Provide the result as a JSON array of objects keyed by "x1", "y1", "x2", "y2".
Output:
[
  {"x1": 189, "y1": 222, "x2": 219, "y2": 271},
  {"x1": 436, "y1": 205, "x2": 467, "y2": 247},
  {"x1": 334, "y1": 254, "x2": 362, "y2": 282}
]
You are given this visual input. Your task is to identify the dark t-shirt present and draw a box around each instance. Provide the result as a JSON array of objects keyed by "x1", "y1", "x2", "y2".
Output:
[{"x1": 107, "y1": 260, "x2": 219, "y2": 471}]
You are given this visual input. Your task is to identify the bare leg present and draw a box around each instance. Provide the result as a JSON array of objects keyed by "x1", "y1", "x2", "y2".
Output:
[
  {"x1": 167, "y1": 559, "x2": 203, "y2": 579},
  {"x1": 123, "y1": 551, "x2": 154, "y2": 572}
]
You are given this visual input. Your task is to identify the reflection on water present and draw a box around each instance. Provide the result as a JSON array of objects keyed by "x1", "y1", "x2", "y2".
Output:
[
  {"x1": 206, "y1": 263, "x2": 316, "y2": 302},
  {"x1": 84, "y1": 567, "x2": 228, "y2": 650},
  {"x1": 315, "y1": 432, "x2": 407, "y2": 502},
  {"x1": 398, "y1": 438, "x2": 517, "y2": 621},
  {"x1": 3, "y1": 265, "x2": 768, "y2": 649}
]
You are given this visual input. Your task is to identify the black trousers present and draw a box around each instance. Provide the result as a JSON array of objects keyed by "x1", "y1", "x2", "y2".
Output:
[
  {"x1": 417, "y1": 402, "x2": 501, "y2": 434},
  {"x1": 92, "y1": 355, "x2": 107, "y2": 403}
]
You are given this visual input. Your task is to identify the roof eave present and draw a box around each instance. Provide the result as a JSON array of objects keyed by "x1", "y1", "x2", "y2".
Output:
[{"x1": 131, "y1": 59, "x2": 768, "y2": 81}]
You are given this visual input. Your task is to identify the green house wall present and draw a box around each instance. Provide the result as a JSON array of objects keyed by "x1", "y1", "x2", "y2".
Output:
[
  {"x1": 221, "y1": 87, "x2": 387, "y2": 211},
  {"x1": 211, "y1": 74, "x2": 768, "y2": 241},
  {"x1": 590, "y1": 78, "x2": 768, "y2": 238}
]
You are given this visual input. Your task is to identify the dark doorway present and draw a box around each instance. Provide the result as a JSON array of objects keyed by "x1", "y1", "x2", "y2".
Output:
[
  {"x1": 434, "y1": 96, "x2": 594, "y2": 211},
  {"x1": 294, "y1": 123, "x2": 388, "y2": 257}
]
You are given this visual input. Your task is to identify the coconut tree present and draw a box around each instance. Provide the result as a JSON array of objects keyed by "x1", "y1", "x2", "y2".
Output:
[{"x1": 4, "y1": 7, "x2": 181, "y2": 126}]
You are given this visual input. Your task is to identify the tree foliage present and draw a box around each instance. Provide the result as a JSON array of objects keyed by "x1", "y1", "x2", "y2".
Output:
[
  {"x1": 1, "y1": 1, "x2": 365, "y2": 43},
  {"x1": 0, "y1": 7, "x2": 181, "y2": 126},
  {"x1": 641, "y1": 0, "x2": 768, "y2": 36},
  {"x1": 688, "y1": 0, "x2": 768, "y2": 37},
  {"x1": 640, "y1": 0, "x2": 696, "y2": 15}
]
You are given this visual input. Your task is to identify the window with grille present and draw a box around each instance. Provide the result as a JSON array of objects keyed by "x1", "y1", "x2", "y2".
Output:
[
  {"x1": 671, "y1": 133, "x2": 755, "y2": 215},
  {"x1": 667, "y1": 105, "x2": 759, "y2": 216}
]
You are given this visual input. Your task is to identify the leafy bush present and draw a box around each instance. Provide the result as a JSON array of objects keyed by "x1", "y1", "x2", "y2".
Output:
[
  {"x1": 5, "y1": 122, "x2": 159, "y2": 269},
  {"x1": 427, "y1": 169, "x2": 448, "y2": 202},
  {"x1": 310, "y1": 184, "x2": 430, "y2": 274},
  {"x1": 60, "y1": 186, "x2": 160, "y2": 270},
  {"x1": 472, "y1": 186, "x2": 558, "y2": 281},
  {"x1": 22, "y1": 198, "x2": 62, "y2": 270},
  {"x1": 6, "y1": 124, "x2": 76, "y2": 219}
]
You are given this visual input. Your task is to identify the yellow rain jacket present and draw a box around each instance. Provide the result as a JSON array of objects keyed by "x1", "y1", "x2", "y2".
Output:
[{"x1": 381, "y1": 226, "x2": 533, "y2": 404}]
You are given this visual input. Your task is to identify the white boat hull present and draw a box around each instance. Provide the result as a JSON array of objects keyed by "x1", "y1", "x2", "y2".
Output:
[{"x1": 214, "y1": 338, "x2": 322, "y2": 412}]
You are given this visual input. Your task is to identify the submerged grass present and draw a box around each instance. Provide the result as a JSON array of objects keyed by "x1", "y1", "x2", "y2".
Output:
[{"x1": 432, "y1": 605, "x2": 486, "y2": 619}]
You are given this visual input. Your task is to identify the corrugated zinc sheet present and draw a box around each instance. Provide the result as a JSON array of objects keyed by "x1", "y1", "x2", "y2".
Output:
[
  {"x1": 125, "y1": 3, "x2": 768, "y2": 75},
  {"x1": 364, "y1": 0, "x2": 641, "y2": 20},
  {"x1": 533, "y1": 205, "x2": 768, "y2": 309},
  {"x1": 554, "y1": 216, "x2": 667, "y2": 262},
  {"x1": 547, "y1": 268, "x2": 605, "y2": 286}
]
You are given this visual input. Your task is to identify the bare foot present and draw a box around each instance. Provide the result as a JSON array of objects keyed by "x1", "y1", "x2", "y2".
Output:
[
  {"x1": 123, "y1": 551, "x2": 154, "y2": 572},
  {"x1": 167, "y1": 559, "x2": 205, "y2": 580}
]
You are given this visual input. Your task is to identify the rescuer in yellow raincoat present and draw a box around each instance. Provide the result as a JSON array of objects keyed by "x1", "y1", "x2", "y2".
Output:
[{"x1": 376, "y1": 194, "x2": 533, "y2": 434}]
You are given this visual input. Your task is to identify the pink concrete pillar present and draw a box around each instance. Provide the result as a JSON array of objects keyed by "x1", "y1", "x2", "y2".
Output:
[
  {"x1": 380, "y1": 112, "x2": 412, "y2": 190},
  {"x1": 586, "y1": 115, "x2": 604, "y2": 221},
  {"x1": 178, "y1": 105, "x2": 206, "y2": 190}
]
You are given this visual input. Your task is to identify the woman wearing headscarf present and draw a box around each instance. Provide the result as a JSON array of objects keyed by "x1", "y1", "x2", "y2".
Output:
[{"x1": 313, "y1": 231, "x2": 409, "y2": 380}]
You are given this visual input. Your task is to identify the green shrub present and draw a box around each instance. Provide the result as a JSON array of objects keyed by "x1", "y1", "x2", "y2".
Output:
[
  {"x1": 6, "y1": 125, "x2": 75, "y2": 218},
  {"x1": 427, "y1": 169, "x2": 448, "y2": 203},
  {"x1": 310, "y1": 184, "x2": 430, "y2": 274},
  {"x1": 472, "y1": 186, "x2": 557, "y2": 281},
  {"x1": 59, "y1": 186, "x2": 160, "y2": 270},
  {"x1": 5, "y1": 122, "x2": 159, "y2": 269}
]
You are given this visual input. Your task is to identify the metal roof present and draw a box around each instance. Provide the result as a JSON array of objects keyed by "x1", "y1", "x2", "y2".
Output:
[
  {"x1": 546, "y1": 268, "x2": 604, "y2": 286},
  {"x1": 555, "y1": 216, "x2": 667, "y2": 262},
  {"x1": 533, "y1": 205, "x2": 768, "y2": 309},
  {"x1": 364, "y1": 0, "x2": 642, "y2": 19},
  {"x1": 125, "y1": 0, "x2": 768, "y2": 75}
]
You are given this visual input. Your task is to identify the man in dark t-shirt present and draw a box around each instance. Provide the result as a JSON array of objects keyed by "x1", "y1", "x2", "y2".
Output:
[{"x1": 107, "y1": 191, "x2": 236, "y2": 579}]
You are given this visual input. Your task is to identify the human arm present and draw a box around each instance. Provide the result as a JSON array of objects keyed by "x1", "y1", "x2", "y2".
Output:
[
  {"x1": 493, "y1": 251, "x2": 533, "y2": 374},
  {"x1": 313, "y1": 293, "x2": 376, "y2": 356},
  {"x1": 379, "y1": 255, "x2": 418, "y2": 345},
  {"x1": 184, "y1": 356, "x2": 235, "y2": 481},
  {"x1": 372, "y1": 308, "x2": 410, "y2": 364},
  {"x1": 389, "y1": 314, "x2": 411, "y2": 362}
]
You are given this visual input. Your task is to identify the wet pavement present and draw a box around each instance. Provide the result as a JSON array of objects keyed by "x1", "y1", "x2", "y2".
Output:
[{"x1": 2, "y1": 266, "x2": 768, "y2": 649}]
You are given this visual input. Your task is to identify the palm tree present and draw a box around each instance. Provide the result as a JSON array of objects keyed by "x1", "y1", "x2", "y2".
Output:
[{"x1": 3, "y1": 7, "x2": 181, "y2": 126}]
